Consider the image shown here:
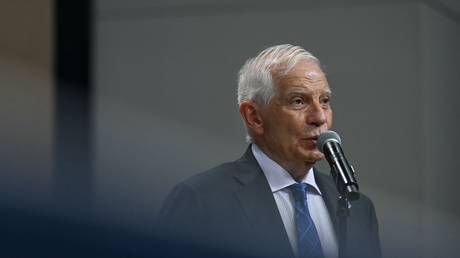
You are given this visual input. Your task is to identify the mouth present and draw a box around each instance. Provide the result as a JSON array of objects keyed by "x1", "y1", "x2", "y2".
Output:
[{"x1": 303, "y1": 135, "x2": 319, "y2": 146}]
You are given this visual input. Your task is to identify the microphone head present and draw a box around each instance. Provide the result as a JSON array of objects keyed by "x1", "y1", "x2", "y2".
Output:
[{"x1": 317, "y1": 130, "x2": 342, "y2": 153}]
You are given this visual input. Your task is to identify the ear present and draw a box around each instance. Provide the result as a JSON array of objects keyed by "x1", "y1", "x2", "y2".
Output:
[{"x1": 239, "y1": 102, "x2": 264, "y2": 137}]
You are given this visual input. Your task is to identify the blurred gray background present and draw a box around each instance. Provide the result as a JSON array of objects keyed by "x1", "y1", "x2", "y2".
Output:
[{"x1": 1, "y1": 0, "x2": 459, "y2": 257}]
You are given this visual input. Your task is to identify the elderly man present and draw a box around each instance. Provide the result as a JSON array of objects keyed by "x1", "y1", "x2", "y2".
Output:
[{"x1": 158, "y1": 44, "x2": 381, "y2": 258}]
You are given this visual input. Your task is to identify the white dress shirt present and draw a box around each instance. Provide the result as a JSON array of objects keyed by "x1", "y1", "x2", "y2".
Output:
[{"x1": 251, "y1": 144, "x2": 338, "y2": 258}]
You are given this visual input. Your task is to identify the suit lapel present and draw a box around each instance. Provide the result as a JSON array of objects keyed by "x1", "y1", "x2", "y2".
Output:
[
  {"x1": 314, "y1": 169, "x2": 339, "y2": 235},
  {"x1": 233, "y1": 146, "x2": 295, "y2": 258}
]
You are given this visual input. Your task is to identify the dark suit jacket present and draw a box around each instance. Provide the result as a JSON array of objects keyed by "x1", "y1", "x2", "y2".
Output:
[{"x1": 158, "y1": 146, "x2": 381, "y2": 258}]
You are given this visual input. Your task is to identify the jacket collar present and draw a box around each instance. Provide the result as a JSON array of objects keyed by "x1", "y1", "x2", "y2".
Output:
[
  {"x1": 232, "y1": 145, "x2": 295, "y2": 258},
  {"x1": 234, "y1": 145, "x2": 340, "y2": 240}
]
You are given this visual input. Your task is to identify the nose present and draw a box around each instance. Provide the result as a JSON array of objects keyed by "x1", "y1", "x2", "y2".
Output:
[{"x1": 306, "y1": 100, "x2": 327, "y2": 127}]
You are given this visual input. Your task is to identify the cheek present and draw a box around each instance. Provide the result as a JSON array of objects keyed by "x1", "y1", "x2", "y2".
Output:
[
  {"x1": 275, "y1": 113, "x2": 299, "y2": 133},
  {"x1": 327, "y1": 111, "x2": 333, "y2": 128}
]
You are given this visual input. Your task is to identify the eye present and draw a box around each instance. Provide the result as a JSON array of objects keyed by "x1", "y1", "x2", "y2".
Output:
[
  {"x1": 320, "y1": 95, "x2": 331, "y2": 108},
  {"x1": 290, "y1": 97, "x2": 306, "y2": 108},
  {"x1": 294, "y1": 98, "x2": 304, "y2": 104}
]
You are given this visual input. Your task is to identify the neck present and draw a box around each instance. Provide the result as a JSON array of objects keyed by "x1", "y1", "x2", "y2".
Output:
[
  {"x1": 286, "y1": 165, "x2": 312, "y2": 182},
  {"x1": 253, "y1": 141, "x2": 313, "y2": 182}
]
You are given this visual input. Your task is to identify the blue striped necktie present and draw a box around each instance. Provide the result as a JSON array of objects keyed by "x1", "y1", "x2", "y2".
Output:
[{"x1": 290, "y1": 183, "x2": 324, "y2": 258}]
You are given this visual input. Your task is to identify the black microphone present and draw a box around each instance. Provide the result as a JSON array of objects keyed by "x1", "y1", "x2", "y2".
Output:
[{"x1": 317, "y1": 131, "x2": 360, "y2": 200}]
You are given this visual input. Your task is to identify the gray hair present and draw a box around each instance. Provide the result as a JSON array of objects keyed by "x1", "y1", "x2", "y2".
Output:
[
  {"x1": 237, "y1": 44, "x2": 320, "y2": 106},
  {"x1": 237, "y1": 44, "x2": 321, "y2": 142}
]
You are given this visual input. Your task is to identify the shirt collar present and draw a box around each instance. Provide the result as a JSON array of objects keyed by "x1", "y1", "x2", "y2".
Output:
[{"x1": 251, "y1": 144, "x2": 322, "y2": 195}]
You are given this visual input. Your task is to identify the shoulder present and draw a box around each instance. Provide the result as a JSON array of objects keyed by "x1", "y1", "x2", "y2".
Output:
[
  {"x1": 177, "y1": 160, "x2": 241, "y2": 194},
  {"x1": 160, "y1": 157, "x2": 247, "y2": 214},
  {"x1": 157, "y1": 161, "x2": 236, "y2": 221},
  {"x1": 174, "y1": 145, "x2": 258, "y2": 194},
  {"x1": 157, "y1": 158, "x2": 250, "y2": 234}
]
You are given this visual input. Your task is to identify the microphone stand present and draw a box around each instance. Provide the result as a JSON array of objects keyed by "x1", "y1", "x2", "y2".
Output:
[
  {"x1": 319, "y1": 132, "x2": 360, "y2": 258},
  {"x1": 330, "y1": 166, "x2": 357, "y2": 258},
  {"x1": 337, "y1": 193, "x2": 351, "y2": 258}
]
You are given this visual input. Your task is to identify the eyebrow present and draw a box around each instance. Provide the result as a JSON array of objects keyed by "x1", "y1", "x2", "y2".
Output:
[{"x1": 285, "y1": 87, "x2": 332, "y2": 95}]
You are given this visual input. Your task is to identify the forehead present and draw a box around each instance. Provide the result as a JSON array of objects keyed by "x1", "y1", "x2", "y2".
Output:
[{"x1": 275, "y1": 61, "x2": 330, "y2": 94}]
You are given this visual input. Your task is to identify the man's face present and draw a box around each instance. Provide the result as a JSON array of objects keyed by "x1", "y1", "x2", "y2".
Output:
[{"x1": 258, "y1": 61, "x2": 333, "y2": 167}]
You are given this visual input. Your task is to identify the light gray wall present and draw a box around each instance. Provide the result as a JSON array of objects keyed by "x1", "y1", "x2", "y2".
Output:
[
  {"x1": 93, "y1": 1, "x2": 460, "y2": 257},
  {"x1": 420, "y1": 4, "x2": 460, "y2": 257}
]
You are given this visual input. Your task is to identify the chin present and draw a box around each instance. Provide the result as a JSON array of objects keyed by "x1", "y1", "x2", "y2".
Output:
[
  {"x1": 300, "y1": 154, "x2": 324, "y2": 164},
  {"x1": 300, "y1": 148, "x2": 324, "y2": 161},
  {"x1": 308, "y1": 152, "x2": 324, "y2": 162},
  {"x1": 315, "y1": 152, "x2": 325, "y2": 160}
]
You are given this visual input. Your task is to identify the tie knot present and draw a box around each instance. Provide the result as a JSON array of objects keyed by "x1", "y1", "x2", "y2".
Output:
[{"x1": 289, "y1": 183, "x2": 309, "y2": 201}]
